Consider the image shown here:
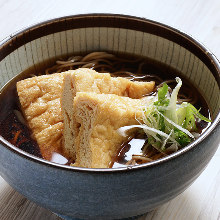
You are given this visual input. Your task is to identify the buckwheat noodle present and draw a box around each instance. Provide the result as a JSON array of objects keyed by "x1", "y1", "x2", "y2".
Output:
[{"x1": 44, "y1": 51, "x2": 197, "y2": 165}]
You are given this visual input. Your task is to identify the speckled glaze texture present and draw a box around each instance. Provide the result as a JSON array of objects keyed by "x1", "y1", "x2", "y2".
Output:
[{"x1": 0, "y1": 14, "x2": 219, "y2": 220}]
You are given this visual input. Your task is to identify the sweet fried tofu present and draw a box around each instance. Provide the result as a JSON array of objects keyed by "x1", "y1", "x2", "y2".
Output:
[
  {"x1": 61, "y1": 69, "x2": 155, "y2": 159},
  {"x1": 17, "y1": 68, "x2": 154, "y2": 162},
  {"x1": 73, "y1": 92, "x2": 146, "y2": 168},
  {"x1": 17, "y1": 73, "x2": 64, "y2": 160}
]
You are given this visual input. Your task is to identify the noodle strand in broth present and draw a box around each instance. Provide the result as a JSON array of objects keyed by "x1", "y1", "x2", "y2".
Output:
[
  {"x1": 45, "y1": 51, "x2": 205, "y2": 167},
  {"x1": 0, "y1": 52, "x2": 210, "y2": 167}
]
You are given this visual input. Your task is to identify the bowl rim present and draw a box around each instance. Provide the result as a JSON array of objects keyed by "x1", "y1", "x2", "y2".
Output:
[{"x1": 0, "y1": 13, "x2": 219, "y2": 173}]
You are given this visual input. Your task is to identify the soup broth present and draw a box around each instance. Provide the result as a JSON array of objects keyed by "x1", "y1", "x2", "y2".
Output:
[{"x1": 0, "y1": 52, "x2": 211, "y2": 167}]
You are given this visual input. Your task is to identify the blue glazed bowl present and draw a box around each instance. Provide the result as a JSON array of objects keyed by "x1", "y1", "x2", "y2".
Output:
[{"x1": 0, "y1": 14, "x2": 219, "y2": 220}]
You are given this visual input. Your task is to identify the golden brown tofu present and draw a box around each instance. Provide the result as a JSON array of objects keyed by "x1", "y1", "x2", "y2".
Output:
[
  {"x1": 61, "y1": 69, "x2": 155, "y2": 160},
  {"x1": 17, "y1": 73, "x2": 64, "y2": 160},
  {"x1": 73, "y1": 92, "x2": 147, "y2": 168},
  {"x1": 17, "y1": 68, "x2": 154, "y2": 162}
]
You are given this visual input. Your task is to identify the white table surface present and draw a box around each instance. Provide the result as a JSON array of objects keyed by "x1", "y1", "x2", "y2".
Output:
[{"x1": 0, "y1": 1, "x2": 219, "y2": 219}]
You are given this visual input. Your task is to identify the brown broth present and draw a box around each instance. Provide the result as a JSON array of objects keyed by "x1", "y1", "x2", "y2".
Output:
[{"x1": 0, "y1": 53, "x2": 211, "y2": 167}]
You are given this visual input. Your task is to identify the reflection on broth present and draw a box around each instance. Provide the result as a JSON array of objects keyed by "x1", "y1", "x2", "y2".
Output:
[
  {"x1": 0, "y1": 52, "x2": 211, "y2": 168},
  {"x1": 50, "y1": 152, "x2": 68, "y2": 165},
  {"x1": 111, "y1": 135, "x2": 148, "y2": 168}
]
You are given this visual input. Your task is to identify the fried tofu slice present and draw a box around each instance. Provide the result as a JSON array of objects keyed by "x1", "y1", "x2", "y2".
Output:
[
  {"x1": 17, "y1": 68, "x2": 154, "y2": 161},
  {"x1": 61, "y1": 69, "x2": 155, "y2": 159},
  {"x1": 73, "y1": 92, "x2": 146, "y2": 168},
  {"x1": 17, "y1": 73, "x2": 64, "y2": 160}
]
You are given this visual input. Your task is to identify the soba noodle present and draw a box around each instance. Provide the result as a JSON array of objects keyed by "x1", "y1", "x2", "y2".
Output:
[
  {"x1": 44, "y1": 52, "x2": 202, "y2": 166},
  {"x1": 46, "y1": 52, "x2": 196, "y2": 105}
]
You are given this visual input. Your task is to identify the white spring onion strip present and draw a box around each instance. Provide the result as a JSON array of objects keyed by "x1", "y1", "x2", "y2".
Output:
[
  {"x1": 118, "y1": 124, "x2": 178, "y2": 144},
  {"x1": 136, "y1": 112, "x2": 162, "y2": 142},
  {"x1": 161, "y1": 129, "x2": 173, "y2": 150},
  {"x1": 151, "y1": 142, "x2": 168, "y2": 155},
  {"x1": 166, "y1": 77, "x2": 182, "y2": 124},
  {"x1": 155, "y1": 108, "x2": 195, "y2": 138},
  {"x1": 148, "y1": 131, "x2": 162, "y2": 142}
]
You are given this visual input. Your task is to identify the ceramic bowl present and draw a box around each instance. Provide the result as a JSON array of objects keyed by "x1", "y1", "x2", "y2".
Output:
[{"x1": 0, "y1": 14, "x2": 219, "y2": 220}]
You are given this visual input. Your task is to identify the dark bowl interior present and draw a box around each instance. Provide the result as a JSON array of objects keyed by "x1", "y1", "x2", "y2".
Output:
[{"x1": 0, "y1": 14, "x2": 219, "y2": 219}]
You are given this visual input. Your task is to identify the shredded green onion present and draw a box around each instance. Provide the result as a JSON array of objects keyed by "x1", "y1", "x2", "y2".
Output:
[{"x1": 118, "y1": 77, "x2": 211, "y2": 152}]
